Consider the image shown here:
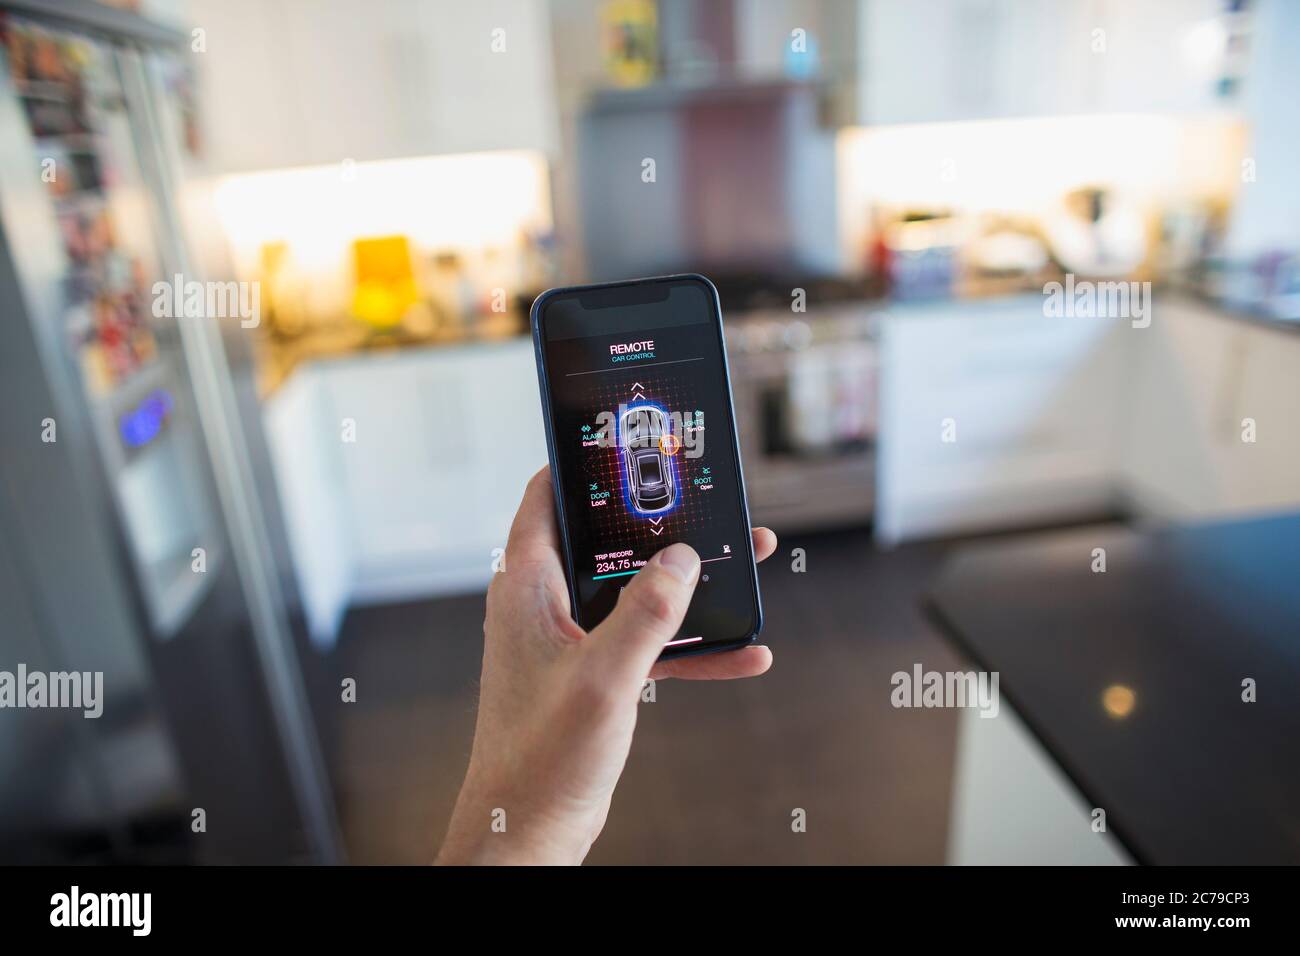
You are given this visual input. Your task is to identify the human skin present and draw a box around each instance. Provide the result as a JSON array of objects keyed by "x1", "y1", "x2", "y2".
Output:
[{"x1": 436, "y1": 466, "x2": 776, "y2": 865}]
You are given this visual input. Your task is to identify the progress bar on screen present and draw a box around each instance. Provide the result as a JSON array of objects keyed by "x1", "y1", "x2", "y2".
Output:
[
  {"x1": 664, "y1": 636, "x2": 703, "y2": 648},
  {"x1": 592, "y1": 568, "x2": 640, "y2": 581}
]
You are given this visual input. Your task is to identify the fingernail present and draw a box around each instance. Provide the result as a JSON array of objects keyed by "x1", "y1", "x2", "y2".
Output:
[{"x1": 655, "y1": 542, "x2": 700, "y2": 584}]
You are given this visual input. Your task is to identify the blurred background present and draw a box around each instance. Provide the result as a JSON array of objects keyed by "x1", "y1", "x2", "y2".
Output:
[{"x1": 1, "y1": 0, "x2": 1297, "y2": 864}]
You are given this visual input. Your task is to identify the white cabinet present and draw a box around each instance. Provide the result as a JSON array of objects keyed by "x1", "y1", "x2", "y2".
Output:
[
  {"x1": 319, "y1": 339, "x2": 547, "y2": 602},
  {"x1": 878, "y1": 293, "x2": 1300, "y2": 545},
  {"x1": 1121, "y1": 299, "x2": 1300, "y2": 521},
  {"x1": 876, "y1": 297, "x2": 1127, "y2": 544},
  {"x1": 857, "y1": 0, "x2": 1229, "y2": 125},
  {"x1": 948, "y1": 704, "x2": 1131, "y2": 865},
  {"x1": 1235, "y1": 323, "x2": 1300, "y2": 510},
  {"x1": 263, "y1": 368, "x2": 354, "y2": 648},
  {"x1": 192, "y1": 0, "x2": 558, "y2": 173},
  {"x1": 1119, "y1": 299, "x2": 1244, "y2": 517},
  {"x1": 262, "y1": 338, "x2": 548, "y2": 638}
]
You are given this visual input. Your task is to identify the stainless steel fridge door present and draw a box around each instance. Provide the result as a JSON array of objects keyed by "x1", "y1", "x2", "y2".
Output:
[
  {"x1": 0, "y1": 6, "x2": 339, "y2": 863},
  {"x1": 0, "y1": 12, "x2": 187, "y2": 861},
  {"x1": 119, "y1": 42, "x2": 342, "y2": 864}
]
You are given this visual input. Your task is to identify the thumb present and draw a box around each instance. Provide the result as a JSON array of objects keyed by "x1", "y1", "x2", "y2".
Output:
[{"x1": 585, "y1": 543, "x2": 701, "y2": 684}]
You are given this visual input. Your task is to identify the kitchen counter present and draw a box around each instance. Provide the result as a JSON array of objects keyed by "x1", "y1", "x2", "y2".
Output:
[
  {"x1": 254, "y1": 311, "x2": 529, "y2": 398},
  {"x1": 251, "y1": 285, "x2": 1297, "y2": 398},
  {"x1": 926, "y1": 513, "x2": 1300, "y2": 864},
  {"x1": 1184, "y1": 289, "x2": 1300, "y2": 337}
]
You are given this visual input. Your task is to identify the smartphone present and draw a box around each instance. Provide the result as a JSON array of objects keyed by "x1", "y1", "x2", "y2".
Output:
[{"x1": 531, "y1": 274, "x2": 763, "y2": 660}]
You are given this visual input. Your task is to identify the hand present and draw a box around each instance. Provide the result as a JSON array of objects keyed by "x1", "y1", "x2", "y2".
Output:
[{"x1": 435, "y1": 466, "x2": 776, "y2": 865}]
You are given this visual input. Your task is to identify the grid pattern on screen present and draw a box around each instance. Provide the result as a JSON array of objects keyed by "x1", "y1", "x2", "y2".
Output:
[{"x1": 576, "y1": 368, "x2": 719, "y2": 561}]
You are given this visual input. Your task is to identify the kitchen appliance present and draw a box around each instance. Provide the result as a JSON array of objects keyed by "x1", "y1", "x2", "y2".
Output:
[
  {"x1": 0, "y1": 0, "x2": 338, "y2": 863},
  {"x1": 577, "y1": 78, "x2": 839, "y2": 282},
  {"x1": 726, "y1": 301, "x2": 879, "y2": 532},
  {"x1": 1042, "y1": 186, "x2": 1148, "y2": 279}
]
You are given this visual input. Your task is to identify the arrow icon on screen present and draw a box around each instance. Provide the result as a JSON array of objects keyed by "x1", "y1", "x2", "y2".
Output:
[
  {"x1": 650, "y1": 527, "x2": 664, "y2": 536},
  {"x1": 648, "y1": 517, "x2": 663, "y2": 526}
]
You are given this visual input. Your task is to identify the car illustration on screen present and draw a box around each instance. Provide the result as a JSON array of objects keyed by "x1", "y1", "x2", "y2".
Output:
[{"x1": 620, "y1": 405, "x2": 676, "y2": 514}]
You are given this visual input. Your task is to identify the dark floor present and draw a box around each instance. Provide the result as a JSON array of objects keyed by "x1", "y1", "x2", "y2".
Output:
[{"x1": 325, "y1": 528, "x2": 968, "y2": 864}]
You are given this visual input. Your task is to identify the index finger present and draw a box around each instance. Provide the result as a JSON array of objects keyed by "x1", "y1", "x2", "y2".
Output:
[{"x1": 505, "y1": 466, "x2": 562, "y2": 568}]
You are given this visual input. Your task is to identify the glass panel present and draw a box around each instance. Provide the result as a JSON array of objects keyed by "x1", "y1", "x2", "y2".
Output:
[
  {"x1": 4, "y1": 17, "x2": 217, "y2": 637},
  {"x1": 638, "y1": 456, "x2": 662, "y2": 484}
]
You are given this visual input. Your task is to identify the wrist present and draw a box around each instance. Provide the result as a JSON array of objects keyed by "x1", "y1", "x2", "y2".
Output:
[{"x1": 435, "y1": 772, "x2": 591, "y2": 866}]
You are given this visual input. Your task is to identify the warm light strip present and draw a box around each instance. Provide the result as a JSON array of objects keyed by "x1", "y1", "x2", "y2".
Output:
[
  {"x1": 212, "y1": 150, "x2": 553, "y2": 272},
  {"x1": 836, "y1": 112, "x2": 1246, "y2": 267}
]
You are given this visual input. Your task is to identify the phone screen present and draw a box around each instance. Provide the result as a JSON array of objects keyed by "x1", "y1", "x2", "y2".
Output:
[{"x1": 533, "y1": 275, "x2": 761, "y2": 655}]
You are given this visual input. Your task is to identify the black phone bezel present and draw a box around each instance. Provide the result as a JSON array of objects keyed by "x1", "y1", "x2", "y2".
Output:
[{"x1": 530, "y1": 273, "x2": 764, "y2": 661}]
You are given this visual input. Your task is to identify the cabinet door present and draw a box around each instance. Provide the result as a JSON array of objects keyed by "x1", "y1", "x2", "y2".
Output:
[
  {"x1": 459, "y1": 342, "x2": 550, "y2": 543},
  {"x1": 1119, "y1": 300, "x2": 1244, "y2": 518},
  {"x1": 273, "y1": 0, "x2": 418, "y2": 166},
  {"x1": 1088, "y1": 0, "x2": 1229, "y2": 116},
  {"x1": 1230, "y1": 324, "x2": 1300, "y2": 513},
  {"x1": 319, "y1": 340, "x2": 546, "y2": 601},
  {"x1": 876, "y1": 298, "x2": 1125, "y2": 544},
  {"x1": 262, "y1": 369, "x2": 354, "y2": 646},
  {"x1": 322, "y1": 351, "x2": 478, "y2": 597},
  {"x1": 194, "y1": 0, "x2": 558, "y2": 172},
  {"x1": 1119, "y1": 299, "x2": 1300, "y2": 521},
  {"x1": 189, "y1": 0, "x2": 311, "y2": 172},
  {"x1": 858, "y1": 0, "x2": 1227, "y2": 125},
  {"x1": 859, "y1": 0, "x2": 998, "y2": 125},
  {"x1": 861, "y1": 0, "x2": 1079, "y2": 124},
  {"x1": 402, "y1": 0, "x2": 558, "y2": 159}
]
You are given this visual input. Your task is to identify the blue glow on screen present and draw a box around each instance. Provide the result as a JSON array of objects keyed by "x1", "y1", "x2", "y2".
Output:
[{"x1": 616, "y1": 400, "x2": 684, "y2": 519}]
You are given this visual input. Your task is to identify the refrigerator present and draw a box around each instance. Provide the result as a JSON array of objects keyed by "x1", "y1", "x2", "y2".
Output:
[{"x1": 0, "y1": 0, "x2": 340, "y2": 863}]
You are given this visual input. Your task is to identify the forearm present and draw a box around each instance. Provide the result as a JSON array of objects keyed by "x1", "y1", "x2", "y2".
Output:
[{"x1": 435, "y1": 768, "x2": 595, "y2": 866}]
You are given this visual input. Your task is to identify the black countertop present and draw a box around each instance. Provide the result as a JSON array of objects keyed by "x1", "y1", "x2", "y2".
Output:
[{"x1": 926, "y1": 513, "x2": 1300, "y2": 865}]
